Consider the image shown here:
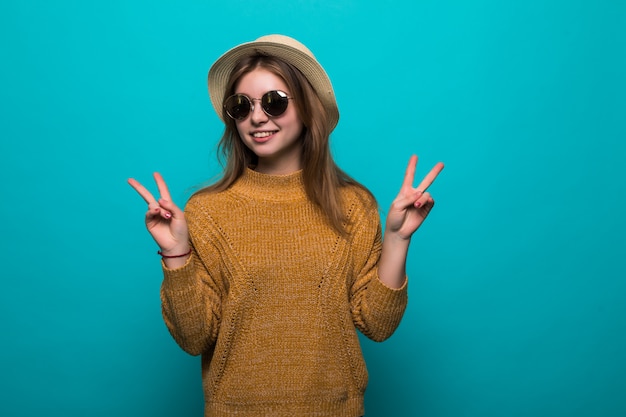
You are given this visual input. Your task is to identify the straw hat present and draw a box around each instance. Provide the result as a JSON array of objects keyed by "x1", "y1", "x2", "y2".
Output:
[{"x1": 207, "y1": 34, "x2": 339, "y2": 130}]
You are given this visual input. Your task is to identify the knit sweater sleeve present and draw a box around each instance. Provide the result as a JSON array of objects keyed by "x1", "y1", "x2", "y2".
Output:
[
  {"x1": 349, "y1": 192, "x2": 408, "y2": 342},
  {"x1": 160, "y1": 196, "x2": 224, "y2": 356}
]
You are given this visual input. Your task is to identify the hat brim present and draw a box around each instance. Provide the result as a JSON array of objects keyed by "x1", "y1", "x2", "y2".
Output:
[{"x1": 208, "y1": 37, "x2": 339, "y2": 130}]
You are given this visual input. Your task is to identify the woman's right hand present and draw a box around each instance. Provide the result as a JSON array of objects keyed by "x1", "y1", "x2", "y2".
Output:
[{"x1": 128, "y1": 173, "x2": 190, "y2": 259}]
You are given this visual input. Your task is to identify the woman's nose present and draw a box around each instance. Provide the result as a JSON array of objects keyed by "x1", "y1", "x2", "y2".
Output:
[{"x1": 250, "y1": 100, "x2": 268, "y2": 124}]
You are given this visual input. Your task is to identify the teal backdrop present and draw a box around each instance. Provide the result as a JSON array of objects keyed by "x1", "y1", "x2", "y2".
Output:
[{"x1": 2, "y1": 1, "x2": 625, "y2": 416}]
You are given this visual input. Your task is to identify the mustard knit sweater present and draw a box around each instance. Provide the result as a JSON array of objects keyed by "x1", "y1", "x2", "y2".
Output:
[{"x1": 161, "y1": 168, "x2": 408, "y2": 417}]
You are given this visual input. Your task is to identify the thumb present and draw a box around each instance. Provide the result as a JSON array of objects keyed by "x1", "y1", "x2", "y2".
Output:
[
  {"x1": 158, "y1": 198, "x2": 183, "y2": 218},
  {"x1": 391, "y1": 190, "x2": 422, "y2": 212}
]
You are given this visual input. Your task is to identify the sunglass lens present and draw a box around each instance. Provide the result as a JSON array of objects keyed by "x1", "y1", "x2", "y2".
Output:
[
  {"x1": 224, "y1": 95, "x2": 251, "y2": 120},
  {"x1": 262, "y1": 91, "x2": 289, "y2": 117}
]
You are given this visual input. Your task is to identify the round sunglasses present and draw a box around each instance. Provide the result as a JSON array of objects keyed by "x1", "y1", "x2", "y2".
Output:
[{"x1": 223, "y1": 90, "x2": 293, "y2": 121}]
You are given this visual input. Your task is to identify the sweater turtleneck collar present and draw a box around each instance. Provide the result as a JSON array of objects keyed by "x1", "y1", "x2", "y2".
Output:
[{"x1": 231, "y1": 167, "x2": 307, "y2": 202}]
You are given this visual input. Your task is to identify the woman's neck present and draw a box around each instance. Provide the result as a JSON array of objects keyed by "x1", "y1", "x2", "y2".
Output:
[{"x1": 253, "y1": 158, "x2": 302, "y2": 175}]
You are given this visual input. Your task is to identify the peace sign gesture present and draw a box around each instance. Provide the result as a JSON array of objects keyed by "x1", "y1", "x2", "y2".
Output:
[
  {"x1": 127, "y1": 173, "x2": 190, "y2": 259},
  {"x1": 386, "y1": 155, "x2": 444, "y2": 240}
]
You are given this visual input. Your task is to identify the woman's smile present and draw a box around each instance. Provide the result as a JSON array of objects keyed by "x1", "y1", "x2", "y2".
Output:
[{"x1": 251, "y1": 130, "x2": 279, "y2": 142}]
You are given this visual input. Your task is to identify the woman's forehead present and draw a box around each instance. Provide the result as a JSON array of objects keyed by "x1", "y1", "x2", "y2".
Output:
[{"x1": 235, "y1": 68, "x2": 290, "y2": 95}]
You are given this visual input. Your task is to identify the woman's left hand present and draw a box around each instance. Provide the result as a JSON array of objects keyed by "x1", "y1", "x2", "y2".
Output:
[{"x1": 386, "y1": 155, "x2": 444, "y2": 240}]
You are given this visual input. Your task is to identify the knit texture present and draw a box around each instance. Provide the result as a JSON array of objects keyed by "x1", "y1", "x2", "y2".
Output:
[{"x1": 161, "y1": 168, "x2": 408, "y2": 417}]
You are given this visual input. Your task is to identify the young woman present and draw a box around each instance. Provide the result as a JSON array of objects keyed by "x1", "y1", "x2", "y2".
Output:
[{"x1": 128, "y1": 34, "x2": 443, "y2": 417}]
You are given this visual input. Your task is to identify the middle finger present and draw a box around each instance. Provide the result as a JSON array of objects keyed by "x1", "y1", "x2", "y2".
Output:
[
  {"x1": 415, "y1": 162, "x2": 444, "y2": 192},
  {"x1": 128, "y1": 178, "x2": 158, "y2": 206}
]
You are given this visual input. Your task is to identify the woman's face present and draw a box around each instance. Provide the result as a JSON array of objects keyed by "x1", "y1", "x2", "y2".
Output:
[{"x1": 233, "y1": 68, "x2": 305, "y2": 174}]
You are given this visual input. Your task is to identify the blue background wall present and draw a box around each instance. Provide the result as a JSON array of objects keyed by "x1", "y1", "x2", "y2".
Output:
[{"x1": 2, "y1": 1, "x2": 625, "y2": 416}]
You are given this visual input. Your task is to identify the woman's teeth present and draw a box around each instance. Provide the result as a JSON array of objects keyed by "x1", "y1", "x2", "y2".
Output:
[{"x1": 252, "y1": 131, "x2": 275, "y2": 138}]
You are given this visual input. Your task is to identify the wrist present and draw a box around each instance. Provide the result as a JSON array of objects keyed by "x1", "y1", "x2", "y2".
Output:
[
  {"x1": 384, "y1": 230, "x2": 412, "y2": 244},
  {"x1": 157, "y1": 246, "x2": 191, "y2": 258}
]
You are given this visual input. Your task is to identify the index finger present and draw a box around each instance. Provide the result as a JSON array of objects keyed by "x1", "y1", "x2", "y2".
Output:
[
  {"x1": 153, "y1": 172, "x2": 173, "y2": 202},
  {"x1": 415, "y1": 162, "x2": 445, "y2": 192},
  {"x1": 401, "y1": 155, "x2": 419, "y2": 189},
  {"x1": 127, "y1": 178, "x2": 158, "y2": 205}
]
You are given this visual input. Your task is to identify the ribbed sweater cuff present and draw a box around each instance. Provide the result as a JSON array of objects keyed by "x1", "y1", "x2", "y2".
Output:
[
  {"x1": 366, "y1": 275, "x2": 408, "y2": 335},
  {"x1": 161, "y1": 254, "x2": 196, "y2": 292}
]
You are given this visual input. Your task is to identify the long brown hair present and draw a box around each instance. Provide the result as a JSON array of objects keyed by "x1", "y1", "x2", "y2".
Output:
[{"x1": 202, "y1": 55, "x2": 374, "y2": 235}]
